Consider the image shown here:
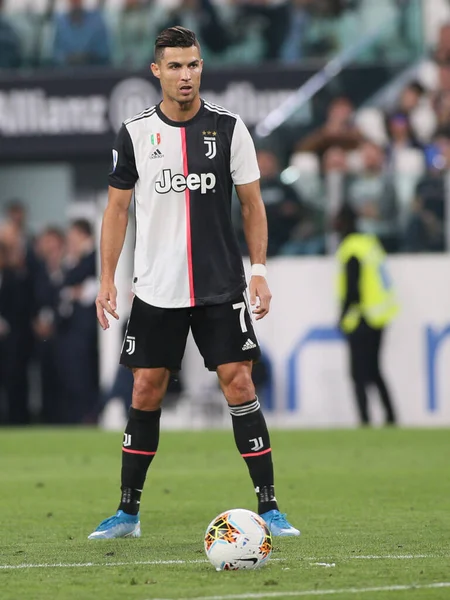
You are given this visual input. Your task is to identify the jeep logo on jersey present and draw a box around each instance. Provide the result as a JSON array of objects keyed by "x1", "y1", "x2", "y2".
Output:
[{"x1": 155, "y1": 169, "x2": 216, "y2": 194}]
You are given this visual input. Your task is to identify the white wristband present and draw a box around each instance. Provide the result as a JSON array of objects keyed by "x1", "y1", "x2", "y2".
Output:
[{"x1": 251, "y1": 263, "x2": 267, "y2": 278}]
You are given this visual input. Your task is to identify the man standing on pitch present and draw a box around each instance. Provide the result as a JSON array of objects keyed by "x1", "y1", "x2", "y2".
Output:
[{"x1": 89, "y1": 26, "x2": 299, "y2": 539}]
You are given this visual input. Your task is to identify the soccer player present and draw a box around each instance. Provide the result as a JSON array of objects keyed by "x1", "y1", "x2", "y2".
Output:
[{"x1": 89, "y1": 26, "x2": 299, "y2": 539}]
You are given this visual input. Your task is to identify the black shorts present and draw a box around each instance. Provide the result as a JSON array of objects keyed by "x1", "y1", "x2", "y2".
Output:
[{"x1": 120, "y1": 293, "x2": 261, "y2": 371}]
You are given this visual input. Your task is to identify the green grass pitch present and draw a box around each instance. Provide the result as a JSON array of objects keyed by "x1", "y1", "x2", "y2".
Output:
[{"x1": 0, "y1": 428, "x2": 449, "y2": 600}]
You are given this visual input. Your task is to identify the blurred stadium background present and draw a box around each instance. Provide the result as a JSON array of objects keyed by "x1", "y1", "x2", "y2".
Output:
[{"x1": 1, "y1": 0, "x2": 450, "y2": 430}]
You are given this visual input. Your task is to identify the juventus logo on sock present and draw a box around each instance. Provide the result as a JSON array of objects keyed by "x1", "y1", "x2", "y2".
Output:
[{"x1": 249, "y1": 437, "x2": 264, "y2": 452}]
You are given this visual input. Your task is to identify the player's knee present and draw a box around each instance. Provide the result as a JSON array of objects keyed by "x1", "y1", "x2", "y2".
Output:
[
  {"x1": 132, "y1": 374, "x2": 166, "y2": 410},
  {"x1": 223, "y1": 372, "x2": 255, "y2": 405}
]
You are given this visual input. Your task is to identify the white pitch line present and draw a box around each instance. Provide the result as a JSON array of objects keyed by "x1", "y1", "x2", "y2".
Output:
[
  {"x1": 150, "y1": 582, "x2": 450, "y2": 600},
  {"x1": 0, "y1": 558, "x2": 289, "y2": 571},
  {"x1": 0, "y1": 553, "x2": 446, "y2": 571},
  {"x1": 0, "y1": 559, "x2": 208, "y2": 570},
  {"x1": 349, "y1": 554, "x2": 431, "y2": 560}
]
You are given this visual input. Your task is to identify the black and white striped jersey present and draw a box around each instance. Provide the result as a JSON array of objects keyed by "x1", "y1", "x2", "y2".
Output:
[{"x1": 109, "y1": 99, "x2": 260, "y2": 309}]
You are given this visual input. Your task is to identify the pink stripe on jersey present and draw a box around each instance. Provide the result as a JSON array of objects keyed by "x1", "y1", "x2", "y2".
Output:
[
  {"x1": 181, "y1": 127, "x2": 195, "y2": 306},
  {"x1": 122, "y1": 448, "x2": 156, "y2": 456},
  {"x1": 241, "y1": 448, "x2": 272, "y2": 458}
]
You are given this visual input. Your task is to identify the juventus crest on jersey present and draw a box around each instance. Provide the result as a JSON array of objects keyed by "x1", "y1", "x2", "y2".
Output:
[{"x1": 109, "y1": 99, "x2": 260, "y2": 309}]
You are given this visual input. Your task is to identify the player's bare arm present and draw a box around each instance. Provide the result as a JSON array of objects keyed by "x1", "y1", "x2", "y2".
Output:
[
  {"x1": 236, "y1": 180, "x2": 272, "y2": 320},
  {"x1": 96, "y1": 186, "x2": 133, "y2": 330}
]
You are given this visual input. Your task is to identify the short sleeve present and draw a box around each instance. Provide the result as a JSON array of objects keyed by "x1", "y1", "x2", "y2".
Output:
[
  {"x1": 230, "y1": 117, "x2": 260, "y2": 185},
  {"x1": 108, "y1": 124, "x2": 139, "y2": 190}
]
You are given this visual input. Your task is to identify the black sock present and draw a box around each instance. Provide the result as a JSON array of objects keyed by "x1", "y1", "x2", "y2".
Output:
[
  {"x1": 118, "y1": 406, "x2": 161, "y2": 515},
  {"x1": 229, "y1": 397, "x2": 278, "y2": 514}
]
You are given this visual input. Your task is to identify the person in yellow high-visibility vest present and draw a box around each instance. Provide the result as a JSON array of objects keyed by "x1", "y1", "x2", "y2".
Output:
[{"x1": 334, "y1": 204, "x2": 398, "y2": 426}]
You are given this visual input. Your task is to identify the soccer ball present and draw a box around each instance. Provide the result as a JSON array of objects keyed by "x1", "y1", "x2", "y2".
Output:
[{"x1": 204, "y1": 508, "x2": 272, "y2": 571}]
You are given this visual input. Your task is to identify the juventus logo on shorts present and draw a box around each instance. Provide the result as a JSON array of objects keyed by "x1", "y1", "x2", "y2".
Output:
[
  {"x1": 125, "y1": 335, "x2": 135, "y2": 355},
  {"x1": 203, "y1": 131, "x2": 217, "y2": 159}
]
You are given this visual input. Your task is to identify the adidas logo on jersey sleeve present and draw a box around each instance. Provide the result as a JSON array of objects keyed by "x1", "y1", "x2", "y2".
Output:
[{"x1": 150, "y1": 148, "x2": 164, "y2": 159}]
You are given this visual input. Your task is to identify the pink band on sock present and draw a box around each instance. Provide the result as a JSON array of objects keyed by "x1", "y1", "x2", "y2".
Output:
[
  {"x1": 122, "y1": 448, "x2": 156, "y2": 456},
  {"x1": 241, "y1": 448, "x2": 272, "y2": 458}
]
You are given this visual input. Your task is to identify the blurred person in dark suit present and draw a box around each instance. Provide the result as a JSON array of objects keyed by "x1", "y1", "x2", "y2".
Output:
[
  {"x1": 33, "y1": 227, "x2": 66, "y2": 424},
  {"x1": 0, "y1": 220, "x2": 34, "y2": 424},
  {"x1": 0, "y1": 242, "x2": 20, "y2": 423},
  {"x1": 3, "y1": 199, "x2": 40, "y2": 281},
  {"x1": 56, "y1": 219, "x2": 99, "y2": 423},
  {"x1": 334, "y1": 204, "x2": 398, "y2": 426}
]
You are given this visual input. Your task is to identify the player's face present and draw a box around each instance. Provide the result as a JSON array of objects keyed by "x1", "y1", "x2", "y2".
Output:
[{"x1": 151, "y1": 46, "x2": 203, "y2": 105}]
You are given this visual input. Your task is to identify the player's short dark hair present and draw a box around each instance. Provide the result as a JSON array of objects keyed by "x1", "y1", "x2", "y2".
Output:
[
  {"x1": 70, "y1": 218, "x2": 93, "y2": 238},
  {"x1": 154, "y1": 26, "x2": 200, "y2": 62}
]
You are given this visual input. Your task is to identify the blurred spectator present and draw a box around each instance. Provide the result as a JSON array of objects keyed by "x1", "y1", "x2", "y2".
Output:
[
  {"x1": 384, "y1": 112, "x2": 423, "y2": 167},
  {"x1": 160, "y1": 0, "x2": 230, "y2": 58},
  {"x1": 432, "y1": 89, "x2": 450, "y2": 137},
  {"x1": 394, "y1": 81, "x2": 436, "y2": 143},
  {"x1": 233, "y1": 0, "x2": 290, "y2": 61},
  {"x1": 56, "y1": 219, "x2": 98, "y2": 423},
  {"x1": 0, "y1": 0, "x2": 21, "y2": 68},
  {"x1": 255, "y1": 150, "x2": 305, "y2": 256},
  {"x1": 347, "y1": 141, "x2": 399, "y2": 252},
  {"x1": 322, "y1": 145, "x2": 349, "y2": 173},
  {"x1": 3, "y1": 199, "x2": 39, "y2": 284},
  {"x1": 403, "y1": 134, "x2": 448, "y2": 252},
  {"x1": 280, "y1": 0, "x2": 312, "y2": 63},
  {"x1": 296, "y1": 96, "x2": 364, "y2": 158},
  {"x1": 33, "y1": 227, "x2": 65, "y2": 424},
  {"x1": 301, "y1": 0, "x2": 350, "y2": 58},
  {"x1": 53, "y1": 0, "x2": 111, "y2": 66},
  {"x1": 252, "y1": 149, "x2": 325, "y2": 256},
  {"x1": 419, "y1": 23, "x2": 450, "y2": 92},
  {"x1": 397, "y1": 81, "x2": 427, "y2": 115},
  {"x1": 433, "y1": 22, "x2": 450, "y2": 69},
  {"x1": 5, "y1": 198, "x2": 26, "y2": 232},
  {"x1": 115, "y1": 0, "x2": 162, "y2": 68}
]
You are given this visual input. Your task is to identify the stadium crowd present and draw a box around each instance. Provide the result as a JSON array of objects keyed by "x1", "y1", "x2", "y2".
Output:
[
  {"x1": 0, "y1": 0, "x2": 416, "y2": 69},
  {"x1": 273, "y1": 21, "x2": 450, "y2": 256}
]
